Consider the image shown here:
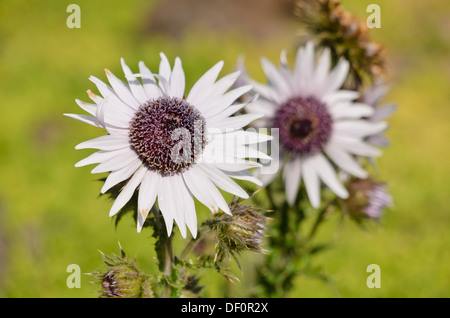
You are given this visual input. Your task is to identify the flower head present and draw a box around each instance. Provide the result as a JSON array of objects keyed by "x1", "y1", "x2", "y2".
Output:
[
  {"x1": 243, "y1": 42, "x2": 387, "y2": 208},
  {"x1": 66, "y1": 53, "x2": 268, "y2": 238}
]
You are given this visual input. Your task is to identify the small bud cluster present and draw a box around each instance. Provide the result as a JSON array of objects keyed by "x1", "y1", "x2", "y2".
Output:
[
  {"x1": 91, "y1": 247, "x2": 153, "y2": 298},
  {"x1": 294, "y1": 0, "x2": 386, "y2": 88}
]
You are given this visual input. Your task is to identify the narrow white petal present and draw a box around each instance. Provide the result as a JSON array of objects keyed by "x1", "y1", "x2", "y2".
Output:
[
  {"x1": 183, "y1": 165, "x2": 231, "y2": 215},
  {"x1": 313, "y1": 153, "x2": 348, "y2": 199},
  {"x1": 331, "y1": 135, "x2": 382, "y2": 157},
  {"x1": 313, "y1": 47, "x2": 331, "y2": 90},
  {"x1": 170, "y1": 57, "x2": 185, "y2": 99},
  {"x1": 75, "y1": 99, "x2": 97, "y2": 115},
  {"x1": 64, "y1": 113, "x2": 101, "y2": 128},
  {"x1": 159, "y1": 52, "x2": 172, "y2": 82},
  {"x1": 156, "y1": 176, "x2": 174, "y2": 236},
  {"x1": 330, "y1": 103, "x2": 375, "y2": 120},
  {"x1": 325, "y1": 143, "x2": 368, "y2": 178},
  {"x1": 109, "y1": 165, "x2": 147, "y2": 217},
  {"x1": 137, "y1": 170, "x2": 159, "y2": 232},
  {"x1": 323, "y1": 58, "x2": 350, "y2": 94},
  {"x1": 225, "y1": 169, "x2": 263, "y2": 186},
  {"x1": 121, "y1": 58, "x2": 148, "y2": 105},
  {"x1": 101, "y1": 159, "x2": 142, "y2": 194},
  {"x1": 158, "y1": 175, "x2": 184, "y2": 237},
  {"x1": 334, "y1": 120, "x2": 388, "y2": 138},
  {"x1": 75, "y1": 150, "x2": 121, "y2": 167},
  {"x1": 283, "y1": 157, "x2": 302, "y2": 205},
  {"x1": 91, "y1": 149, "x2": 138, "y2": 174},
  {"x1": 105, "y1": 68, "x2": 140, "y2": 110},
  {"x1": 294, "y1": 41, "x2": 314, "y2": 94},
  {"x1": 208, "y1": 113, "x2": 264, "y2": 131},
  {"x1": 89, "y1": 76, "x2": 136, "y2": 116},
  {"x1": 187, "y1": 61, "x2": 224, "y2": 106},
  {"x1": 261, "y1": 57, "x2": 291, "y2": 100},
  {"x1": 203, "y1": 85, "x2": 252, "y2": 118},
  {"x1": 198, "y1": 164, "x2": 249, "y2": 199},
  {"x1": 179, "y1": 179, "x2": 197, "y2": 238},
  {"x1": 138, "y1": 61, "x2": 163, "y2": 99},
  {"x1": 245, "y1": 99, "x2": 276, "y2": 117},
  {"x1": 301, "y1": 156, "x2": 321, "y2": 208},
  {"x1": 322, "y1": 90, "x2": 360, "y2": 106},
  {"x1": 75, "y1": 135, "x2": 130, "y2": 151}
]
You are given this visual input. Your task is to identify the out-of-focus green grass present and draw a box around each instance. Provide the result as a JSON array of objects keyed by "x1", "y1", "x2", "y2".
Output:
[{"x1": 0, "y1": 0, "x2": 448, "y2": 297}]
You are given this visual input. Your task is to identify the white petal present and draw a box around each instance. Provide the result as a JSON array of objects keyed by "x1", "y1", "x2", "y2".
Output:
[
  {"x1": 75, "y1": 99, "x2": 96, "y2": 115},
  {"x1": 322, "y1": 90, "x2": 360, "y2": 106},
  {"x1": 75, "y1": 134, "x2": 130, "y2": 151},
  {"x1": 283, "y1": 157, "x2": 302, "y2": 205},
  {"x1": 138, "y1": 61, "x2": 163, "y2": 99},
  {"x1": 330, "y1": 103, "x2": 375, "y2": 120},
  {"x1": 187, "y1": 61, "x2": 224, "y2": 107},
  {"x1": 313, "y1": 153, "x2": 348, "y2": 199},
  {"x1": 325, "y1": 143, "x2": 368, "y2": 178},
  {"x1": 121, "y1": 58, "x2": 148, "y2": 105},
  {"x1": 158, "y1": 175, "x2": 186, "y2": 237},
  {"x1": 208, "y1": 113, "x2": 264, "y2": 131},
  {"x1": 75, "y1": 150, "x2": 121, "y2": 167},
  {"x1": 159, "y1": 52, "x2": 172, "y2": 82},
  {"x1": 109, "y1": 165, "x2": 147, "y2": 217},
  {"x1": 137, "y1": 170, "x2": 159, "y2": 232},
  {"x1": 331, "y1": 135, "x2": 382, "y2": 157},
  {"x1": 91, "y1": 149, "x2": 138, "y2": 173},
  {"x1": 225, "y1": 169, "x2": 262, "y2": 186},
  {"x1": 183, "y1": 165, "x2": 231, "y2": 215},
  {"x1": 203, "y1": 85, "x2": 252, "y2": 118},
  {"x1": 245, "y1": 99, "x2": 276, "y2": 117},
  {"x1": 101, "y1": 159, "x2": 142, "y2": 194},
  {"x1": 64, "y1": 113, "x2": 102, "y2": 128},
  {"x1": 301, "y1": 156, "x2": 321, "y2": 208},
  {"x1": 104, "y1": 68, "x2": 140, "y2": 110},
  {"x1": 293, "y1": 41, "x2": 314, "y2": 94},
  {"x1": 170, "y1": 57, "x2": 185, "y2": 99},
  {"x1": 313, "y1": 47, "x2": 331, "y2": 92},
  {"x1": 179, "y1": 178, "x2": 198, "y2": 238},
  {"x1": 261, "y1": 57, "x2": 291, "y2": 100},
  {"x1": 198, "y1": 164, "x2": 249, "y2": 199},
  {"x1": 89, "y1": 76, "x2": 136, "y2": 116},
  {"x1": 323, "y1": 58, "x2": 350, "y2": 94},
  {"x1": 334, "y1": 120, "x2": 388, "y2": 138}
]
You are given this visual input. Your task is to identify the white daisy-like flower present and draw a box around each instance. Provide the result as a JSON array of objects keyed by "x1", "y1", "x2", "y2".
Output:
[
  {"x1": 65, "y1": 53, "x2": 269, "y2": 238},
  {"x1": 243, "y1": 42, "x2": 388, "y2": 208}
]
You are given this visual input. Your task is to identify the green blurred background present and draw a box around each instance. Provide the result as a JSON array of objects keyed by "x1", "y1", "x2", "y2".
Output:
[{"x1": 0, "y1": 0, "x2": 449, "y2": 297}]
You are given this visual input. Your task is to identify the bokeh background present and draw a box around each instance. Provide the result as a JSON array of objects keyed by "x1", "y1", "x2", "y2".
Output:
[{"x1": 0, "y1": 0, "x2": 449, "y2": 297}]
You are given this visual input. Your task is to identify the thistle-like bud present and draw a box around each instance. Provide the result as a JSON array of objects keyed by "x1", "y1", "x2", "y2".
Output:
[
  {"x1": 91, "y1": 246, "x2": 153, "y2": 298},
  {"x1": 205, "y1": 197, "x2": 269, "y2": 264},
  {"x1": 343, "y1": 178, "x2": 392, "y2": 221},
  {"x1": 294, "y1": 0, "x2": 387, "y2": 88}
]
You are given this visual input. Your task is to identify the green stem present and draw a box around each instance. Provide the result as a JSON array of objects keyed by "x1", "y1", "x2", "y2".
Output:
[
  {"x1": 150, "y1": 206, "x2": 174, "y2": 298},
  {"x1": 178, "y1": 226, "x2": 208, "y2": 260}
]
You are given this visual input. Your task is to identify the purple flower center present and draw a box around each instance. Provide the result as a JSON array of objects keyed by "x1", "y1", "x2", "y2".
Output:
[
  {"x1": 274, "y1": 96, "x2": 332, "y2": 156},
  {"x1": 129, "y1": 97, "x2": 206, "y2": 175}
]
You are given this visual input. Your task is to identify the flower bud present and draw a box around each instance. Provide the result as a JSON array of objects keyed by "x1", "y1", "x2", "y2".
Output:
[
  {"x1": 344, "y1": 178, "x2": 392, "y2": 221},
  {"x1": 92, "y1": 248, "x2": 153, "y2": 298}
]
